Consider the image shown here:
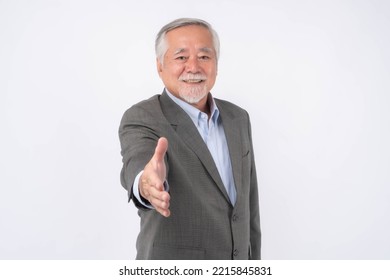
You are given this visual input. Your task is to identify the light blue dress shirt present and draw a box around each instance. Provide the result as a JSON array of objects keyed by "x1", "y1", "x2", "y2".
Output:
[{"x1": 133, "y1": 90, "x2": 237, "y2": 207}]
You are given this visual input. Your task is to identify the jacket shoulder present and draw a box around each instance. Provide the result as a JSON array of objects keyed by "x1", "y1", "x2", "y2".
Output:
[
  {"x1": 215, "y1": 98, "x2": 249, "y2": 119},
  {"x1": 122, "y1": 94, "x2": 160, "y2": 116},
  {"x1": 120, "y1": 94, "x2": 168, "y2": 125}
]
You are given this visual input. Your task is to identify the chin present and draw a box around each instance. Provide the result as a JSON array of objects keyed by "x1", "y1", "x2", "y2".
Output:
[
  {"x1": 179, "y1": 92, "x2": 208, "y2": 104},
  {"x1": 179, "y1": 85, "x2": 208, "y2": 104}
]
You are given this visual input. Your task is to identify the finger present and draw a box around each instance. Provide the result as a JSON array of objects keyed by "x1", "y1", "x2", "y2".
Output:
[
  {"x1": 140, "y1": 174, "x2": 164, "y2": 193},
  {"x1": 153, "y1": 137, "x2": 168, "y2": 163},
  {"x1": 152, "y1": 205, "x2": 170, "y2": 217},
  {"x1": 148, "y1": 187, "x2": 170, "y2": 204},
  {"x1": 156, "y1": 207, "x2": 171, "y2": 218},
  {"x1": 149, "y1": 194, "x2": 170, "y2": 210},
  {"x1": 139, "y1": 176, "x2": 168, "y2": 200}
]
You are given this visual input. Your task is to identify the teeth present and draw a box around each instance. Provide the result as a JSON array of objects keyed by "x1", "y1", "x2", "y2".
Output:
[{"x1": 185, "y1": 79, "x2": 202, "y2": 83}]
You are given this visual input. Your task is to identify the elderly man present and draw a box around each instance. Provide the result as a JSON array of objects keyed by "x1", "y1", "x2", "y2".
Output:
[{"x1": 119, "y1": 18, "x2": 261, "y2": 260}]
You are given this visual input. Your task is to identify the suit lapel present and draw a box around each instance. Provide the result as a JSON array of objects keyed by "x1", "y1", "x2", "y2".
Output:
[
  {"x1": 160, "y1": 91, "x2": 231, "y2": 203},
  {"x1": 216, "y1": 100, "x2": 242, "y2": 205}
]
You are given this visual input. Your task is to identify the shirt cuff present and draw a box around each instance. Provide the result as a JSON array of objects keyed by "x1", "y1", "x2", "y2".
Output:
[{"x1": 133, "y1": 171, "x2": 154, "y2": 209}]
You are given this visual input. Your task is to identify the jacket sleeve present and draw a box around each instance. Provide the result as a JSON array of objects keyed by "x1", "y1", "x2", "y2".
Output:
[
  {"x1": 118, "y1": 104, "x2": 168, "y2": 209},
  {"x1": 247, "y1": 113, "x2": 261, "y2": 259}
]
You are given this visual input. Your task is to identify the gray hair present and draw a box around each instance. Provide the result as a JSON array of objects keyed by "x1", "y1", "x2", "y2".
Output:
[{"x1": 155, "y1": 18, "x2": 220, "y2": 64}]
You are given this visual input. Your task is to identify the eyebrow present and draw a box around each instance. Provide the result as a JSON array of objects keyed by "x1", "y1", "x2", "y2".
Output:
[
  {"x1": 173, "y1": 47, "x2": 214, "y2": 55},
  {"x1": 173, "y1": 48, "x2": 186, "y2": 55},
  {"x1": 199, "y1": 47, "x2": 213, "y2": 54}
]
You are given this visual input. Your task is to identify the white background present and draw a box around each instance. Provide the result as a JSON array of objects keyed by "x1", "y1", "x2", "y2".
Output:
[{"x1": 1, "y1": 0, "x2": 389, "y2": 259}]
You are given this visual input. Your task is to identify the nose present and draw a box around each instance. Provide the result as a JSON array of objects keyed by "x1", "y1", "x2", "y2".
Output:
[{"x1": 185, "y1": 57, "x2": 200, "y2": 73}]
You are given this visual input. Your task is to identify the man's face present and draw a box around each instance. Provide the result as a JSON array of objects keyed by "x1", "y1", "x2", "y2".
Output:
[{"x1": 157, "y1": 25, "x2": 218, "y2": 105}]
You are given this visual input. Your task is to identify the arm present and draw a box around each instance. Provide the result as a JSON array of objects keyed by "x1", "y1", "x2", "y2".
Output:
[
  {"x1": 119, "y1": 105, "x2": 170, "y2": 217},
  {"x1": 247, "y1": 113, "x2": 261, "y2": 259}
]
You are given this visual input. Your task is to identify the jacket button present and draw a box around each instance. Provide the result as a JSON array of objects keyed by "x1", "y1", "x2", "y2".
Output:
[
  {"x1": 232, "y1": 214, "x2": 238, "y2": 222},
  {"x1": 233, "y1": 249, "x2": 239, "y2": 257}
]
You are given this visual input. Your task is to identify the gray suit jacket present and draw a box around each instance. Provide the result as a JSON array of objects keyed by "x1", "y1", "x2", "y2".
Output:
[{"x1": 119, "y1": 91, "x2": 261, "y2": 259}]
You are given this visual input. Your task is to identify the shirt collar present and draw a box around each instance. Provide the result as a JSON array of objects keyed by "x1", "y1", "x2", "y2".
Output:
[{"x1": 165, "y1": 89, "x2": 220, "y2": 125}]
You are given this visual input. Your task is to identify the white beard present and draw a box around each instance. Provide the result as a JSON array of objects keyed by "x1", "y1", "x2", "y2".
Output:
[
  {"x1": 178, "y1": 73, "x2": 208, "y2": 104},
  {"x1": 178, "y1": 83, "x2": 208, "y2": 104}
]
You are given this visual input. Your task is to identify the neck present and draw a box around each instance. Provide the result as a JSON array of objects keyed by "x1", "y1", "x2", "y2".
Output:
[{"x1": 191, "y1": 95, "x2": 211, "y2": 117}]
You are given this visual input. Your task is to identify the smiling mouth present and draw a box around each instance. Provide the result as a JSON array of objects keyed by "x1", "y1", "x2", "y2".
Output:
[{"x1": 182, "y1": 79, "x2": 205, "y2": 83}]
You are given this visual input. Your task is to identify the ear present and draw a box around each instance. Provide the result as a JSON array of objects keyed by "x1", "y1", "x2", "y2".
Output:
[{"x1": 156, "y1": 58, "x2": 163, "y2": 78}]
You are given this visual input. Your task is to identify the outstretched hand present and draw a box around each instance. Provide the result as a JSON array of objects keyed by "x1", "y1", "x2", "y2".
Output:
[{"x1": 139, "y1": 137, "x2": 170, "y2": 217}]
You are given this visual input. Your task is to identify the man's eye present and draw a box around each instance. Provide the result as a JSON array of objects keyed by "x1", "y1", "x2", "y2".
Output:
[
  {"x1": 176, "y1": 56, "x2": 187, "y2": 60},
  {"x1": 199, "y1": 56, "x2": 210, "y2": 60}
]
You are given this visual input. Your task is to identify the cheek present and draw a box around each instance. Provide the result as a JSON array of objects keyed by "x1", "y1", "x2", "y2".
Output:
[
  {"x1": 207, "y1": 67, "x2": 217, "y2": 80},
  {"x1": 205, "y1": 63, "x2": 217, "y2": 75},
  {"x1": 161, "y1": 66, "x2": 180, "y2": 81},
  {"x1": 165, "y1": 61, "x2": 184, "y2": 72},
  {"x1": 173, "y1": 67, "x2": 184, "y2": 77}
]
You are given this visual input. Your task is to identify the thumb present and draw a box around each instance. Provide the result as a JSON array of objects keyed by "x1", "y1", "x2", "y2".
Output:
[{"x1": 153, "y1": 137, "x2": 168, "y2": 163}]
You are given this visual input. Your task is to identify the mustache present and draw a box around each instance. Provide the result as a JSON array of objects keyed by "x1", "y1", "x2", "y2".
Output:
[{"x1": 178, "y1": 74, "x2": 207, "y2": 81}]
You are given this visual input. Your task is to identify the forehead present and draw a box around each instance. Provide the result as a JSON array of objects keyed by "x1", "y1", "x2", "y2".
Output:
[{"x1": 165, "y1": 25, "x2": 214, "y2": 48}]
